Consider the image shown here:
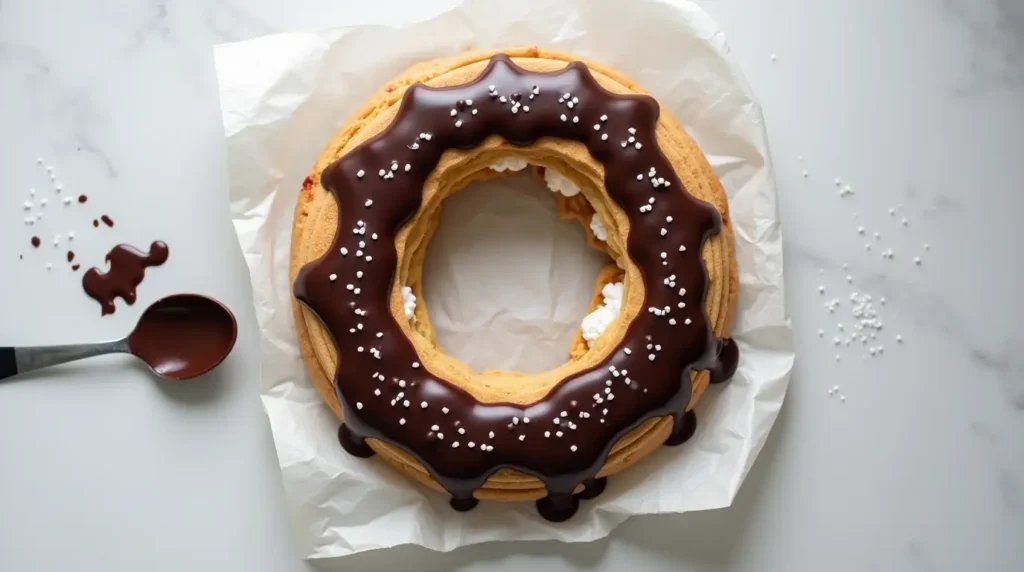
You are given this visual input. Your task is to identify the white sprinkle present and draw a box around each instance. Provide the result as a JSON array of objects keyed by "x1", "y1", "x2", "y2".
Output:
[
  {"x1": 594, "y1": 124, "x2": 601, "y2": 131},
  {"x1": 365, "y1": 255, "x2": 372, "y2": 262},
  {"x1": 450, "y1": 109, "x2": 457, "y2": 117},
  {"x1": 329, "y1": 273, "x2": 337, "y2": 282},
  {"x1": 455, "y1": 120, "x2": 463, "y2": 128},
  {"x1": 379, "y1": 169, "x2": 386, "y2": 177},
  {"x1": 660, "y1": 252, "x2": 667, "y2": 259},
  {"x1": 452, "y1": 441, "x2": 459, "y2": 448},
  {"x1": 635, "y1": 142, "x2": 642, "y2": 149},
  {"x1": 374, "y1": 389, "x2": 381, "y2": 396},
  {"x1": 601, "y1": 133, "x2": 608, "y2": 141},
  {"x1": 570, "y1": 445, "x2": 578, "y2": 452},
  {"x1": 340, "y1": 247, "x2": 348, "y2": 256},
  {"x1": 499, "y1": 96, "x2": 507, "y2": 103},
  {"x1": 544, "y1": 431, "x2": 551, "y2": 438},
  {"x1": 356, "y1": 271, "x2": 364, "y2": 279},
  {"x1": 523, "y1": 106, "x2": 530, "y2": 112},
  {"x1": 457, "y1": 428, "x2": 465, "y2": 435},
  {"x1": 660, "y1": 228, "x2": 667, "y2": 236},
  {"x1": 685, "y1": 318, "x2": 692, "y2": 325},
  {"x1": 442, "y1": 406, "x2": 449, "y2": 414},
  {"x1": 623, "y1": 348, "x2": 632, "y2": 355},
  {"x1": 412, "y1": 362, "x2": 420, "y2": 368},
  {"x1": 648, "y1": 354, "x2": 656, "y2": 361},
  {"x1": 518, "y1": 434, "x2": 525, "y2": 442},
  {"x1": 357, "y1": 346, "x2": 364, "y2": 352},
  {"x1": 357, "y1": 169, "x2": 365, "y2": 178},
  {"x1": 471, "y1": 109, "x2": 478, "y2": 115},
  {"x1": 371, "y1": 233, "x2": 378, "y2": 240},
  {"x1": 422, "y1": 133, "x2": 432, "y2": 140},
  {"x1": 572, "y1": 116, "x2": 579, "y2": 124},
  {"x1": 679, "y1": 245, "x2": 687, "y2": 252},
  {"x1": 402, "y1": 400, "x2": 410, "y2": 408},
  {"x1": 560, "y1": 114, "x2": 567, "y2": 122}
]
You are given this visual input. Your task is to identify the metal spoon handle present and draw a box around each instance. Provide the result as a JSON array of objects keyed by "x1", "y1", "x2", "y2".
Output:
[{"x1": 0, "y1": 339, "x2": 130, "y2": 381}]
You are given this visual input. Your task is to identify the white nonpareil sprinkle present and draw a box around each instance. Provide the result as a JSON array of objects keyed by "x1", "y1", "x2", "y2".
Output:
[
  {"x1": 660, "y1": 228, "x2": 667, "y2": 236},
  {"x1": 378, "y1": 169, "x2": 386, "y2": 177},
  {"x1": 660, "y1": 252, "x2": 667, "y2": 259},
  {"x1": 365, "y1": 256, "x2": 373, "y2": 262},
  {"x1": 458, "y1": 427, "x2": 465, "y2": 435},
  {"x1": 357, "y1": 169, "x2": 365, "y2": 178},
  {"x1": 450, "y1": 109, "x2": 457, "y2": 117},
  {"x1": 601, "y1": 133, "x2": 608, "y2": 141},
  {"x1": 340, "y1": 247, "x2": 348, "y2": 256},
  {"x1": 329, "y1": 274, "x2": 337, "y2": 282},
  {"x1": 518, "y1": 435, "x2": 525, "y2": 442},
  {"x1": 669, "y1": 318, "x2": 677, "y2": 326},
  {"x1": 489, "y1": 431, "x2": 495, "y2": 439},
  {"x1": 356, "y1": 271, "x2": 364, "y2": 279},
  {"x1": 442, "y1": 406, "x2": 449, "y2": 414},
  {"x1": 623, "y1": 348, "x2": 631, "y2": 355},
  {"x1": 374, "y1": 389, "x2": 381, "y2": 396},
  {"x1": 413, "y1": 362, "x2": 420, "y2": 368},
  {"x1": 544, "y1": 431, "x2": 551, "y2": 438},
  {"x1": 648, "y1": 354, "x2": 656, "y2": 361},
  {"x1": 685, "y1": 318, "x2": 692, "y2": 325},
  {"x1": 420, "y1": 401, "x2": 428, "y2": 409},
  {"x1": 560, "y1": 114, "x2": 567, "y2": 122},
  {"x1": 455, "y1": 120, "x2": 463, "y2": 128},
  {"x1": 437, "y1": 433, "x2": 444, "y2": 440},
  {"x1": 666, "y1": 216, "x2": 673, "y2": 223},
  {"x1": 452, "y1": 442, "x2": 459, "y2": 448},
  {"x1": 431, "y1": 424, "x2": 440, "y2": 431},
  {"x1": 346, "y1": 284, "x2": 354, "y2": 291},
  {"x1": 365, "y1": 199, "x2": 373, "y2": 207},
  {"x1": 570, "y1": 445, "x2": 578, "y2": 452}
]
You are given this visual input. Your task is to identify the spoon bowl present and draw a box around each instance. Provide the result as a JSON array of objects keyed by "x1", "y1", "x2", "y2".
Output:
[{"x1": 128, "y1": 294, "x2": 237, "y2": 380}]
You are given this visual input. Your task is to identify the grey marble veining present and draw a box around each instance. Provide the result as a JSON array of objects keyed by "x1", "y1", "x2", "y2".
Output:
[{"x1": 0, "y1": 0, "x2": 1021, "y2": 571}]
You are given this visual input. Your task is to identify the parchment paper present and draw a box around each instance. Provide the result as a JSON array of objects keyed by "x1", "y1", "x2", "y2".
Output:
[{"x1": 216, "y1": 0, "x2": 793, "y2": 558}]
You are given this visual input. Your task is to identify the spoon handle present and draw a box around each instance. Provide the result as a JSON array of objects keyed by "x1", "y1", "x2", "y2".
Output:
[{"x1": 0, "y1": 340, "x2": 130, "y2": 381}]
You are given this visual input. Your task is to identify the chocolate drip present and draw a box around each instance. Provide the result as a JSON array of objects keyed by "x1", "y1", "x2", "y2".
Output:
[
  {"x1": 709, "y1": 338, "x2": 739, "y2": 384},
  {"x1": 663, "y1": 410, "x2": 698, "y2": 447},
  {"x1": 449, "y1": 496, "x2": 479, "y2": 512},
  {"x1": 100, "y1": 215, "x2": 114, "y2": 227},
  {"x1": 30, "y1": 236, "x2": 40, "y2": 248},
  {"x1": 537, "y1": 492, "x2": 579, "y2": 522},
  {"x1": 338, "y1": 423, "x2": 375, "y2": 458},
  {"x1": 82, "y1": 241, "x2": 168, "y2": 315},
  {"x1": 295, "y1": 55, "x2": 738, "y2": 521},
  {"x1": 66, "y1": 251, "x2": 75, "y2": 263}
]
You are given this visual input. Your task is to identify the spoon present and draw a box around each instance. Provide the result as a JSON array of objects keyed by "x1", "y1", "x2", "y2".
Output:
[{"x1": 0, "y1": 294, "x2": 237, "y2": 382}]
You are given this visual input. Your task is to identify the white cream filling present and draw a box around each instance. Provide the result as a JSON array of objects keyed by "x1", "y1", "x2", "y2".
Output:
[
  {"x1": 488, "y1": 158, "x2": 529, "y2": 172},
  {"x1": 401, "y1": 285, "x2": 417, "y2": 320},
  {"x1": 589, "y1": 214, "x2": 608, "y2": 241},
  {"x1": 581, "y1": 282, "x2": 623, "y2": 347},
  {"x1": 543, "y1": 168, "x2": 581, "y2": 197}
]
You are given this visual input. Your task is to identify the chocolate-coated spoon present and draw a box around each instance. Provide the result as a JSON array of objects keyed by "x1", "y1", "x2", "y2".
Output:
[{"x1": 0, "y1": 294, "x2": 237, "y2": 382}]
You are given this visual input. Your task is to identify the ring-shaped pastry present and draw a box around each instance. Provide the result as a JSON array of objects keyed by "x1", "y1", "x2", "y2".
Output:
[{"x1": 291, "y1": 47, "x2": 739, "y2": 522}]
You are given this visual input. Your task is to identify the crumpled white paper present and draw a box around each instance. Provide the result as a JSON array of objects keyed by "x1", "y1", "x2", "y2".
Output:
[{"x1": 216, "y1": 0, "x2": 793, "y2": 559}]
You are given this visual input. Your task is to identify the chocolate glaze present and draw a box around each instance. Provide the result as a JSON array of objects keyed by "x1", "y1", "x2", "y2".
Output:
[
  {"x1": 100, "y1": 215, "x2": 114, "y2": 228},
  {"x1": 30, "y1": 236, "x2": 40, "y2": 248},
  {"x1": 294, "y1": 55, "x2": 738, "y2": 521},
  {"x1": 82, "y1": 241, "x2": 168, "y2": 315},
  {"x1": 709, "y1": 338, "x2": 739, "y2": 384},
  {"x1": 127, "y1": 294, "x2": 237, "y2": 380}
]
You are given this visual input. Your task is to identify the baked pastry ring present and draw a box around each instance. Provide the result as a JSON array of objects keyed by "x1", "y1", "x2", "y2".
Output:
[{"x1": 291, "y1": 47, "x2": 739, "y2": 522}]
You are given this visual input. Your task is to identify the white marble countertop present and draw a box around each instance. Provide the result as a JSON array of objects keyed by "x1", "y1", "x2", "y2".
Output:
[{"x1": 1, "y1": 0, "x2": 1021, "y2": 570}]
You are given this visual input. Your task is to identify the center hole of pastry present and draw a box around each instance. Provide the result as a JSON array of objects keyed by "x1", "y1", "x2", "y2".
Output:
[{"x1": 421, "y1": 168, "x2": 609, "y2": 374}]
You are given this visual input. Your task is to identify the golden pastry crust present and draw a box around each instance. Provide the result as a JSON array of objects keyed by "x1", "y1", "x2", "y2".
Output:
[{"x1": 289, "y1": 47, "x2": 738, "y2": 501}]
